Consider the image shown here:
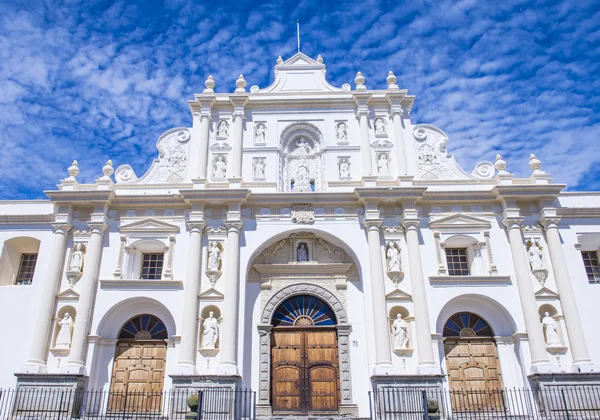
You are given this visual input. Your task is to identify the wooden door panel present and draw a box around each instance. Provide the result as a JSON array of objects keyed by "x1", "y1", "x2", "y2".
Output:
[{"x1": 308, "y1": 366, "x2": 338, "y2": 411}]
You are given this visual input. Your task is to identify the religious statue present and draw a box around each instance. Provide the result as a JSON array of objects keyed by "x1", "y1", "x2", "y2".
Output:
[
  {"x1": 253, "y1": 158, "x2": 266, "y2": 179},
  {"x1": 339, "y1": 159, "x2": 350, "y2": 178},
  {"x1": 55, "y1": 313, "x2": 74, "y2": 349},
  {"x1": 336, "y1": 123, "x2": 347, "y2": 142},
  {"x1": 293, "y1": 164, "x2": 311, "y2": 191},
  {"x1": 386, "y1": 242, "x2": 401, "y2": 272},
  {"x1": 217, "y1": 120, "x2": 228, "y2": 138},
  {"x1": 207, "y1": 242, "x2": 221, "y2": 271},
  {"x1": 375, "y1": 118, "x2": 386, "y2": 135},
  {"x1": 201, "y1": 311, "x2": 219, "y2": 349},
  {"x1": 295, "y1": 138, "x2": 311, "y2": 155},
  {"x1": 378, "y1": 153, "x2": 390, "y2": 175},
  {"x1": 392, "y1": 314, "x2": 408, "y2": 349},
  {"x1": 542, "y1": 312, "x2": 561, "y2": 346},
  {"x1": 69, "y1": 244, "x2": 83, "y2": 272},
  {"x1": 255, "y1": 124, "x2": 266, "y2": 144},
  {"x1": 528, "y1": 241, "x2": 545, "y2": 270},
  {"x1": 297, "y1": 243, "x2": 309, "y2": 262},
  {"x1": 213, "y1": 156, "x2": 227, "y2": 178}
]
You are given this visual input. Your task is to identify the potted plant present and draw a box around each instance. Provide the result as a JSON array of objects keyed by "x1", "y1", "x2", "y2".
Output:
[{"x1": 427, "y1": 398, "x2": 441, "y2": 419}]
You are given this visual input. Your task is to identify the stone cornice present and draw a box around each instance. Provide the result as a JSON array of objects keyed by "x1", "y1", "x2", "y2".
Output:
[
  {"x1": 557, "y1": 207, "x2": 600, "y2": 219},
  {"x1": 180, "y1": 189, "x2": 250, "y2": 204},
  {"x1": 0, "y1": 214, "x2": 56, "y2": 225},
  {"x1": 492, "y1": 184, "x2": 565, "y2": 200},
  {"x1": 45, "y1": 189, "x2": 115, "y2": 206},
  {"x1": 355, "y1": 186, "x2": 427, "y2": 203}
]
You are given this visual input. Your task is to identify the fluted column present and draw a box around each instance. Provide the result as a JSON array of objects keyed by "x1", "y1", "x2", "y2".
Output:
[
  {"x1": 178, "y1": 215, "x2": 205, "y2": 373},
  {"x1": 25, "y1": 221, "x2": 71, "y2": 372},
  {"x1": 503, "y1": 217, "x2": 550, "y2": 368},
  {"x1": 218, "y1": 204, "x2": 243, "y2": 375},
  {"x1": 364, "y1": 219, "x2": 392, "y2": 368},
  {"x1": 541, "y1": 217, "x2": 591, "y2": 366},
  {"x1": 65, "y1": 219, "x2": 108, "y2": 373},
  {"x1": 402, "y1": 215, "x2": 436, "y2": 371}
]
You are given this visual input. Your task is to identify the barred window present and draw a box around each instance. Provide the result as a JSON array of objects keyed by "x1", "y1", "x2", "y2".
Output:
[
  {"x1": 581, "y1": 251, "x2": 600, "y2": 284},
  {"x1": 16, "y1": 253, "x2": 38, "y2": 285},
  {"x1": 446, "y1": 248, "x2": 470, "y2": 276},
  {"x1": 140, "y1": 253, "x2": 164, "y2": 280}
]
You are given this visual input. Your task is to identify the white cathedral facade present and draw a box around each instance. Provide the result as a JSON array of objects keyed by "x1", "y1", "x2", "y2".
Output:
[{"x1": 1, "y1": 52, "x2": 600, "y2": 417}]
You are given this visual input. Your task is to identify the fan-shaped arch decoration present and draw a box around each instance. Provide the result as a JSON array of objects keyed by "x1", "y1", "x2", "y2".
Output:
[
  {"x1": 272, "y1": 295, "x2": 337, "y2": 327},
  {"x1": 118, "y1": 314, "x2": 168, "y2": 340},
  {"x1": 443, "y1": 312, "x2": 493, "y2": 337}
]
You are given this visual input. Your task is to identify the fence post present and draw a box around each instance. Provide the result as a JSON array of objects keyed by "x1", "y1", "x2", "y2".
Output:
[
  {"x1": 197, "y1": 390, "x2": 204, "y2": 420},
  {"x1": 501, "y1": 389, "x2": 508, "y2": 420},
  {"x1": 122, "y1": 392, "x2": 128, "y2": 420},
  {"x1": 57, "y1": 390, "x2": 64, "y2": 420},
  {"x1": 422, "y1": 390, "x2": 428, "y2": 420},
  {"x1": 560, "y1": 389, "x2": 571, "y2": 420}
]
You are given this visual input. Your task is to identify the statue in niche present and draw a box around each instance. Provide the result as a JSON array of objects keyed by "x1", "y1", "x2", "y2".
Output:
[
  {"x1": 255, "y1": 124, "x2": 266, "y2": 144},
  {"x1": 295, "y1": 138, "x2": 312, "y2": 155},
  {"x1": 207, "y1": 242, "x2": 221, "y2": 271},
  {"x1": 339, "y1": 158, "x2": 350, "y2": 179},
  {"x1": 386, "y1": 242, "x2": 401, "y2": 272},
  {"x1": 213, "y1": 156, "x2": 227, "y2": 178},
  {"x1": 336, "y1": 123, "x2": 347, "y2": 142},
  {"x1": 217, "y1": 120, "x2": 228, "y2": 138},
  {"x1": 297, "y1": 243, "x2": 309, "y2": 262},
  {"x1": 528, "y1": 241, "x2": 545, "y2": 270},
  {"x1": 201, "y1": 311, "x2": 219, "y2": 349},
  {"x1": 542, "y1": 312, "x2": 561, "y2": 346},
  {"x1": 253, "y1": 158, "x2": 266, "y2": 179},
  {"x1": 293, "y1": 164, "x2": 311, "y2": 191},
  {"x1": 55, "y1": 313, "x2": 74, "y2": 349},
  {"x1": 375, "y1": 118, "x2": 386, "y2": 135},
  {"x1": 377, "y1": 153, "x2": 390, "y2": 175},
  {"x1": 69, "y1": 244, "x2": 83, "y2": 272},
  {"x1": 392, "y1": 314, "x2": 408, "y2": 349}
]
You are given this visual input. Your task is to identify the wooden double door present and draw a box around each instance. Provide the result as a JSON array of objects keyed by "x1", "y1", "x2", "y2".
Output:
[
  {"x1": 444, "y1": 338, "x2": 503, "y2": 412},
  {"x1": 271, "y1": 328, "x2": 340, "y2": 414},
  {"x1": 108, "y1": 341, "x2": 167, "y2": 413}
]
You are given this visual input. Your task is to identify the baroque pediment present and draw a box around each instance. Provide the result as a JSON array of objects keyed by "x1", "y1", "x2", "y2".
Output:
[
  {"x1": 119, "y1": 218, "x2": 180, "y2": 235},
  {"x1": 198, "y1": 287, "x2": 224, "y2": 301},
  {"x1": 56, "y1": 288, "x2": 80, "y2": 300},
  {"x1": 253, "y1": 232, "x2": 352, "y2": 265},
  {"x1": 386, "y1": 288, "x2": 412, "y2": 302},
  {"x1": 429, "y1": 214, "x2": 491, "y2": 230}
]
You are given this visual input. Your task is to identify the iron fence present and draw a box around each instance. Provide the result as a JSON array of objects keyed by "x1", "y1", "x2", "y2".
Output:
[
  {"x1": 0, "y1": 387, "x2": 256, "y2": 420},
  {"x1": 369, "y1": 387, "x2": 600, "y2": 419}
]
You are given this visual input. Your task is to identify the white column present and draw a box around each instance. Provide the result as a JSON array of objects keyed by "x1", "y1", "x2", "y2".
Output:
[
  {"x1": 364, "y1": 219, "x2": 392, "y2": 368},
  {"x1": 178, "y1": 218, "x2": 205, "y2": 373},
  {"x1": 231, "y1": 111, "x2": 244, "y2": 178},
  {"x1": 218, "y1": 205, "x2": 243, "y2": 374},
  {"x1": 25, "y1": 222, "x2": 71, "y2": 372},
  {"x1": 402, "y1": 218, "x2": 436, "y2": 372},
  {"x1": 503, "y1": 218, "x2": 550, "y2": 369},
  {"x1": 358, "y1": 111, "x2": 373, "y2": 176},
  {"x1": 197, "y1": 114, "x2": 211, "y2": 179},
  {"x1": 390, "y1": 109, "x2": 408, "y2": 176},
  {"x1": 65, "y1": 221, "x2": 107, "y2": 373},
  {"x1": 541, "y1": 217, "x2": 591, "y2": 366}
]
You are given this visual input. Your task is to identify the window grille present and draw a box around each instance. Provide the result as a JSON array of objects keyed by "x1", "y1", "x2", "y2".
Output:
[
  {"x1": 16, "y1": 253, "x2": 37, "y2": 285},
  {"x1": 446, "y1": 248, "x2": 470, "y2": 276},
  {"x1": 141, "y1": 253, "x2": 164, "y2": 280},
  {"x1": 581, "y1": 251, "x2": 600, "y2": 284}
]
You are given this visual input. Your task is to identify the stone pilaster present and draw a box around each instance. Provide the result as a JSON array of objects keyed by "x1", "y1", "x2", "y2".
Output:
[
  {"x1": 230, "y1": 96, "x2": 248, "y2": 179},
  {"x1": 354, "y1": 92, "x2": 373, "y2": 176},
  {"x1": 387, "y1": 92, "x2": 408, "y2": 176}
]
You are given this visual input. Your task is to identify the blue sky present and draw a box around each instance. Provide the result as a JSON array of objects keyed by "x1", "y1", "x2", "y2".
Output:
[{"x1": 0, "y1": 0, "x2": 599, "y2": 199}]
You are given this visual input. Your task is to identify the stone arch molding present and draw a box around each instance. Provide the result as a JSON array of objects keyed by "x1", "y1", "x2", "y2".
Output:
[
  {"x1": 278, "y1": 122, "x2": 325, "y2": 192},
  {"x1": 261, "y1": 283, "x2": 347, "y2": 325}
]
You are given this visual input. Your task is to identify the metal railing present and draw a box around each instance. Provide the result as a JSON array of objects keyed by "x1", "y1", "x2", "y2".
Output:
[
  {"x1": 0, "y1": 387, "x2": 256, "y2": 419},
  {"x1": 369, "y1": 387, "x2": 600, "y2": 419}
]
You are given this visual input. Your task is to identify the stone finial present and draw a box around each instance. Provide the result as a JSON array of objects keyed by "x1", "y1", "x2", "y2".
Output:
[
  {"x1": 386, "y1": 71, "x2": 398, "y2": 88},
  {"x1": 236, "y1": 74, "x2": 246, "y2": 92},
  {"x1": 102, "y1": 160, "x2": 114, "y2": 178},
  {"x1": 67, "y1": 160, "x2": 80, "y2": 180},
  {"x1": 529, "y1": 153, "x2": 542, "y2": 172},
  {"x1": 276, "y1": 55, "x2": 283, "y2": 65},
  {"x1": 317, "y1": 54, "x2": 323, "y2": 64},
  {"x1": 204, "y1": 75, "x2": 215, "y2": 92},
  {"x1": 494, "y1": 154, "x2": 507, "y2": 172},
  {"x1": 355, "y1": 72, "x2": 366, "y2": 91}
]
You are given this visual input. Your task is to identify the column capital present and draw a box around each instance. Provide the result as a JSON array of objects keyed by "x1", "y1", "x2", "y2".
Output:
[
  {"x1": 88, "y1": 221, "x2": 108, "y2": 233},
  {"x1": 225, "y1": 220, "x2": 243, "y2": 232},
  {"x1": 257, "y1": 324, "x2": 273, "y2": 335},
  {"x1": 230, "y1": 96, "x2": 248, "y2": 119},
  {"x1": 401, "y1": 208, "x2": 421, "y2": 230},
  {"x1": 363, "y1": 219, "x2": 382, "y2": 230},
  {"x1": 186, "y1": 220, "x2": 205, "y2": 232},
  {"x1": 502, "y1": 216, "x2": 524, "y2": 230},
  {"x1": 539, "y1": 216, "x2": 561, "y2": 230},
  {"x1": 51, "y1": 222, "x2": 72, "y2": 235},
  {"x1": 189, "y1": 95, "x2": 215, "y2": 117}
]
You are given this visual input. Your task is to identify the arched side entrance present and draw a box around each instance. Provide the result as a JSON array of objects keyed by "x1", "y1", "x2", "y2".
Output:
[
  {"x1": 443, "y1": 312, "x2": 503, "y2": 412},
  {"x1": 271, "y1": 295, "x2": 339, "y2": 414},
  {"x1": 108, "y1": 314, "x2": 168, "y2": 414}
]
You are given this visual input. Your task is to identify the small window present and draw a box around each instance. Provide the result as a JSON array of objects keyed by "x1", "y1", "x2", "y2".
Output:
[
  {"x1": 581, "y1": 251, "x2": 600, "y2": 284},
  {"x1": 446, "y1": 248, "x2": 470, "y2": 276},
  {"x1": 140, "y1": 253, "x2": 164, "y2": 280},
  {"x1": 16, "y1": 253, "x2": 38, "y2": 285}
]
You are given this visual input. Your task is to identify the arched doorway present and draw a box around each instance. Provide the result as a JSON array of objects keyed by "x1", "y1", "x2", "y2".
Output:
[
  {"x1": 271, "y1": 295, "x2": 339, "y2": 414},
  {"x1": 108, "y1": 314, "x2": 168, "y2": 414},
  {"x1": 443, "y1": 312, "x2": 503, "y2": 412}
]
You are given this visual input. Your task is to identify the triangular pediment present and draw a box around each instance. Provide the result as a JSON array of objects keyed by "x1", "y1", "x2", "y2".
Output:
[
  {"x1": 280, "y1": 52, "x2": 323, "y2": 68},
  {"x1": 386, "y1": 288, "x2": 412, "y2": 302},
  {"x1": 535, "y1": 286, "x2": 559, "y2": 300},
  {"x1": 57, "y1": 288, "x2": 80, "y2": 300},
  {"x1": 119, "y1": 218, "x2": 180, "y2": 234},
  {"x1": 199, "y1": 287, "x2": 224, "y2": 301},
  {"x1": 429, "y1": 214, "x2": 491, "y2": 230}
]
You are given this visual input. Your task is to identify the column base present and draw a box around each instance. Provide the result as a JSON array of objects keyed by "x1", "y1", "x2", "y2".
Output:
[
  {"x1": 256, "y1": 404, "x2": 272, "y2": 416},
  {"x1": 175, "y1": 363, "x2": 198, "y2": 375},
  {"x1": 529, "y1": 362, "x2": 554, "y2": 374},
  {"x1": 571, "y1": 360, "x2": 597, "y2": 373},
  {"x1": 417, "y1": 363, "x2": 440, "y2": 375},
  {"x1": 372, "y1": 364, "x2": 399, "y2": 375},
  {"x1": 21, "y1": 361, "x2": 48, "y2": 374},
  {"x1": 216, "y1": 363, "x2": 239, "y2": 376},
  {"x1": 339, "y1": 403, "x2": 360, "y2": 416},
  {"x1": 60, "y1": 362, "x2": 87, "y2": 375}
]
